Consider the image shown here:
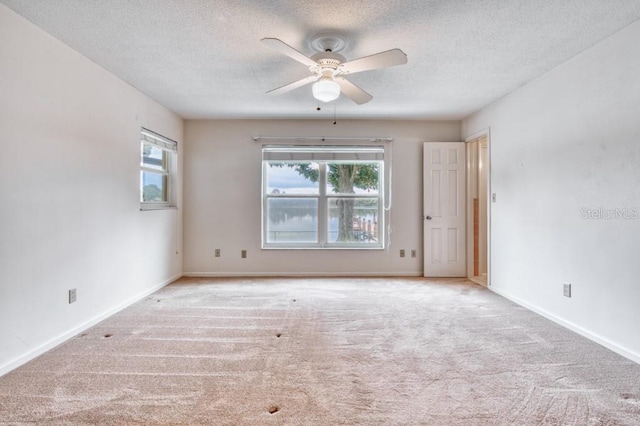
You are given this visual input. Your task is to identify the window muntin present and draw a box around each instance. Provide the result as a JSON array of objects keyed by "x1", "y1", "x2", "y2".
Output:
[
  {"x1": 262, "y1": 146, "x2": 385, "y2": 249},
  {"x1": 140, "y1": 128, "x2": 177, "y2": 208}
]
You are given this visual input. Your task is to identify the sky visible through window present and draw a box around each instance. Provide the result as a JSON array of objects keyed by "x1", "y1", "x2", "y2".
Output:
[{"x1": 267, "y1": 164, "x2": 318, "y2": 194}]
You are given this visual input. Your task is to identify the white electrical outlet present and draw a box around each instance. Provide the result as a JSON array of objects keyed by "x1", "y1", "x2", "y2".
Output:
[
  {"x1": 563, "y1": 283, "x2": 571, "y2": 298},
  {"x1": 69, "y1": 289, "x2": 77, "y2": 304},
  {"x1": 215, "y1": 249, "x2": 221, "y2": 257}
]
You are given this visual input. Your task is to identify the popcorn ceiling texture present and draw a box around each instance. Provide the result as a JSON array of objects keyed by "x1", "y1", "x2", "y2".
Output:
[
  {"x1": 2, "y1": 0, "x2": 640, "y2": 119},
  {"x1": 0, "y1": 277, "x2": 639, "y2": 424}
]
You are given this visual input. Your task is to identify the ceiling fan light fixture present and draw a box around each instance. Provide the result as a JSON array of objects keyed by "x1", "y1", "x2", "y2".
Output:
[
  {"x1": 262, "y1": 37, "x2": 407, "y2": 105},
  {"x1": 312, "y1": 79, "x2": 340, "y2": 102}
]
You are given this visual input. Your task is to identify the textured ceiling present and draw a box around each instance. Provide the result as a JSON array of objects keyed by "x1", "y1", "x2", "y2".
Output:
[{"x1": 3, "y1": 0, "x2": 640, "y2": 120}]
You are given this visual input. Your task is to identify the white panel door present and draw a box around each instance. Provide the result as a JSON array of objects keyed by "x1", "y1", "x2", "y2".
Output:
[{"x1": 423, "y1": 142, "x2": 466, "y2": 277}]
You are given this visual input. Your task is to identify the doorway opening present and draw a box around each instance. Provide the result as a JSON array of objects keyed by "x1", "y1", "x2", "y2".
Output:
[{"x1": 466, "y1": 133, "x2": 490, "y2": 286}]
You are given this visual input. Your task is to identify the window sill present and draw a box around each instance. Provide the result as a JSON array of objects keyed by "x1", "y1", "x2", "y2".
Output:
[
  {"x1": 140, "y1": 205, "x2": 178, "y2": 211},
  {"x1": 262, "y1": 245, "x2": 384, "y2": 250}
]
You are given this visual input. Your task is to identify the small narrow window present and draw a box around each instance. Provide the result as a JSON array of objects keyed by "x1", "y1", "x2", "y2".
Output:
[{"x1": 140, "y1": 128, "x2": 177, "y2": 209}]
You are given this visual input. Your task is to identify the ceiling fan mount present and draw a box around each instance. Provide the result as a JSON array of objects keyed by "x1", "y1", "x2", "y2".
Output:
[
  {"x1": 310, "y1": 34, "x2": 347, "y2": 53},
  {"x1": 261, "y1": 35, "x2": 407, "y2": 105}
]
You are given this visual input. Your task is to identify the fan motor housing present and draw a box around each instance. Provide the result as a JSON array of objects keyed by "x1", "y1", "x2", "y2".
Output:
[{"x1": 311, "y1": 52, "x2": 347, "y2": 69}]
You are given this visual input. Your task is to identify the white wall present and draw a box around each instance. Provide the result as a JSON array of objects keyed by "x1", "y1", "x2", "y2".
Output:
[
  {"x1": 0, "y1": 5, "x2": 183, "y2": 374},
  {"x1": 184, "y1": 119, "x2": 460, "y2": 276},
  {"x1": 463, "y1": 21, "x2": 640, "y2": 362}
]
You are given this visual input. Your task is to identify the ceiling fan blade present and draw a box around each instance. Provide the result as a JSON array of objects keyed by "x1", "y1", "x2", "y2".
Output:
[
  {"x1": 335, "y1": 77, "x2": 373, "y2": 105},
  {"x1": 267, "y1": 75, "x2": 319, "y2": 96},
  {"x1": 340, "y1": 48, "x2": 407, "y2": 74},
  {"x1": 261, "y1": 38, "x2": 318, "y2": 68}
]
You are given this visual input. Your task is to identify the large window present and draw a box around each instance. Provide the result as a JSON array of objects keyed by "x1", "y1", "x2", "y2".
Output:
[
  {"x1": 262, "y1": 146, "x2": 385, "y2": 249},
  {"x1": 140, "y1": 128, "x2": 177, "y2": 209}
]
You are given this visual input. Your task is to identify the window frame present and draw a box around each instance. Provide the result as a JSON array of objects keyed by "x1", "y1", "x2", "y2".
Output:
[
  {"x1": 140, "y1": 127, "x2": 177, "y2": 210},
  {"x1": 261, "y1": 145, "x2": 385, "y2": 249}
]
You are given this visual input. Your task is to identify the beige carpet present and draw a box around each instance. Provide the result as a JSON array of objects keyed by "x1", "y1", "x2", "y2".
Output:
[{"x1": 1, "y1": 277, "x2": 639, "y2": 425}]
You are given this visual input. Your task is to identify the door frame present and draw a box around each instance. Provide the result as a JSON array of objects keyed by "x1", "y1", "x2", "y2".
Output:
[{"x1": 465, "y1": 128, "x2": 491, "y2": 287}]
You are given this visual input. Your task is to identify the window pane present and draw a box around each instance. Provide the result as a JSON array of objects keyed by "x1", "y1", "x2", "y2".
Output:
[
  {"x1": 326, "y1": 162, "x2": 379, "y2": 194},
  {"x1": 328, "y1": 198, "x2": 379, "y2": 243},
  {"x1": 266, "y1": 198, "x2": 318, "y2": 243},
  {"x1": 142, "y1": 143, "x2": 166, "y2": 171},
  {"x1": 266, "y1": 162, "x2": 319, "y2": 195},
  {"x1": 141, "y1": 171, "x2": 167, "y2": 202}
]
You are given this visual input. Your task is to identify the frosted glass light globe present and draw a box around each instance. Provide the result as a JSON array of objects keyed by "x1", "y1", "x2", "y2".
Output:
[{"x1": 312, "y1": 79, "x2": 340, "y2": 102}]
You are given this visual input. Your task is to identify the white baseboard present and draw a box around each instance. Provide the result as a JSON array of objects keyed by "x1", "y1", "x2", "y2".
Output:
[
  {"x1": 0, "y1": 274, "x2": 182, "y2": 377},
  {"x1": 490, "y1": 286, "x2": 640, "y2": 365},
  {"x1": 182, "y1": 271, "x2": 423, "y2": 278}
]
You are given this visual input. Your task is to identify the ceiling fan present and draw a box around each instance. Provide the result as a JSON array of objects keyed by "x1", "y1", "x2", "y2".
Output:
[{"x1": 261, "y1": 35, "x2": 407, "y2": 105}]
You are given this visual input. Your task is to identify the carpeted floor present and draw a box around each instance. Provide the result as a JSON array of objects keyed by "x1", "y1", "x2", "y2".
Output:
[{"x1": 1, "y1": 277, "x2": 639, "y2": 425}]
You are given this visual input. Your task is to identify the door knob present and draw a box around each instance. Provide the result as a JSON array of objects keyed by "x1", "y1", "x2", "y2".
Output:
[{"x1": 425, "y1": 215, "x2": 432, "y2": 220}]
